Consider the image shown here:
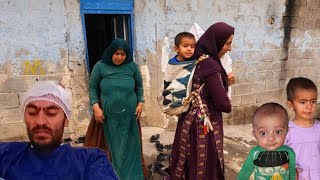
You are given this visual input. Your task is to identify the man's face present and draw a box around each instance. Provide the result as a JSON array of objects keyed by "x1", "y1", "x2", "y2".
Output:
[{"x1": 25, "y1": 100, "x2": 67, "y2": 150}]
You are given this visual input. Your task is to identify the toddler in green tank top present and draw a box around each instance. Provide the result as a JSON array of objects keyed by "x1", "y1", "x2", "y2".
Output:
[{"x1": 237, "y1": 102, "x2": 296, "y2": 180}]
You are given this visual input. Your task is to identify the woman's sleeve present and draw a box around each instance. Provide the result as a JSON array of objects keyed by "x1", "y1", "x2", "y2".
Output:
[
  {"x1": 134, "y1": 64, "x2": 144, "y2": 103},
  {"x1": 89, "y1": 63, "x2": 101, "y2": 106},
  {"x1": 237, "y1": 148, "x2": 256, "y2": 180},
  {"x1": 205, "y1": 73, "x2": 231, "y2": 113}
]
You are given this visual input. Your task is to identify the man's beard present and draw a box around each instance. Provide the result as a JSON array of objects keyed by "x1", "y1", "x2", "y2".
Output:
[{"x1": 27, "y1": 124, "x2": 64, "y2": 152}]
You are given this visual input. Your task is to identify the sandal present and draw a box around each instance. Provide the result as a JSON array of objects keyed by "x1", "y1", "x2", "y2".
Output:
[
  {"x1": 75, "y1": 136, "x2": 85, "y2": 144},
  {"x1": 63, "y1": 138, "x2": 72, "y2": 143},
  {"x1": 146, "y1": 162, "x2": 156, "y2": 180},
  {"x1": 156, "y1": 153, "x2": 170, "y2": 162},
  {"x1": 155, "y1": 141, "x2": 164, "y2": 152},
  {"x1": 163, "y1": 144, "x2": 173, "y2": 150},
  {"x1": 155, "y1": 162, "x2": 169, "y2": 177},
  {"x1": 149, "y1": 134, "x2": 160, "y2": 143}
]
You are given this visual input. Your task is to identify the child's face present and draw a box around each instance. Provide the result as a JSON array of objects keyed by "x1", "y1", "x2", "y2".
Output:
[
  {"x1": 174, "y1": 37, "x2": 196, "y2": 61},
  {"x1": 287, "y1": 88, "x2": 317, "y2": 121},
  {"x1": 253, "y1": 115, "x2": 288, "y2": 151}
]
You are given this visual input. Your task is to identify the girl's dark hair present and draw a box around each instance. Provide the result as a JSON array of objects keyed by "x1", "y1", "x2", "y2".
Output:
[
  {"x1": 174, "y1": 32, "x2": 196, "y2": 47},
  {"x1": 286, "y1": 77, "x2": 317, "y2": 101}
]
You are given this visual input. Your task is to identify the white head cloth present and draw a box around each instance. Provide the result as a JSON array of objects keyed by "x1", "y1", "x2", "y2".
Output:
[{"x1": 22, "y1": 80, "x2": 72, "y2": 120}]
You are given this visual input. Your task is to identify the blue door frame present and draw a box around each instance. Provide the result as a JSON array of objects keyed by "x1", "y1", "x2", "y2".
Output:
[{"x1": 80, "y1": 0, "x2": 134, "y2": 72}]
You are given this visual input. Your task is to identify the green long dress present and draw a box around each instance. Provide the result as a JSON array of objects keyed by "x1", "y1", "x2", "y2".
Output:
[{"x1": 89, "y1": 39, "x2": 144, "y2": 180}]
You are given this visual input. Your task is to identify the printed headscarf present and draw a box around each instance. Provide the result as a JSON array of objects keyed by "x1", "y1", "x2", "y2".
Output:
[
  {"x1": 194, "y1": 22, "x2": 235, "y2": 61},
  {"x1": 100, "y1": 38, "x2": 133, "y2": 65}
]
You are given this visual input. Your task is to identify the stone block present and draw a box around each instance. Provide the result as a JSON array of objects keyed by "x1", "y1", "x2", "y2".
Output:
[
  {"x1": 301, "y1": 49, "x2": 318, "y2": 58},
  {"x1": 228, "y1": 116, "x2": 245, "y2": 125},
  {"x1": 231, "y1": 96, "x2": 241, "y2": 106},
  {"x1": 304, "y1": 18, "x2": 317, "y2": 28},
  {"x1": 255, "y1": 61, "x2": 273, "y2": 71},
  {"x1": 241, "y1": 94, "x2": 257, "y2": 105},
  {"x1": 0, "y1": 93, "x2": 19, "y2": 109},
  {"x1": 266, "y1": 80, "x2": 280, "y2": 90},
  {"x1": 233, "y1": 84, "x2": 252, "y2": 95},
  {"x1": 286, "y1": 68, "x2": 300, "y2": 77},
  {"x1": 272, "y1": 70, "x2": 285, "y2": 80},
  {"x1": 307, "y1": 0, "x2": 319, "y2": 7},
  {"x1": 316, "y1": 19, "x2": 320, "y2": 28},
  {"x1": 256, "y1": 92, "x2": 271, "y2": 103},
  {"x1": 288, "y1": 48, "x2": 302, "y2": 59},
  {"x1": 312, "y1": 8, "x2": 320, "y2": 17},
  {"x1": 307, "y1": 58, "x2": 320, "y2": 66},
  {"x1": 0, "y1": 108, "x2": 24, "y2": 124},
  {"x1": 299, "y1": 7, "x2": 313, "y2": 17},
  {"x1": 244, "y1": 115, "x2": 254, "y2": 124},
  {"x1": 233, "y1": 61, "x2": 247, "y2": 72},
  {"x1": 272, "y1": 60, "x2": 283, "y2": 70},
  {"x1": 297, "y1": 0, "x2": 307, "y2": 6},
  {"x1": 268, "y1": 90, "x2": 282, "y2": 101},
  {"x1": 0, "y1": 123, "x2": 28, "y2": 141},
  {"x1": 251, "y1": 81, "x2": 266, "y2": 93},
  {"x1": 285, "y1": 59, "x2": 300, "y2": 68},
  {"x1": 0, "y1": 62, "x2": 14, "y2": 76},
  {"x1": 0, "y1": 76, "x2": 34, "y2": 93},
  {"x1": 235, "y1": 73, "x2": 250, "y2": 84},
  {"x1": 299, "y1": 67, "x2": 319, "y2": 75},
  {"x1": 291, "y1": 17, "x2": 305, "y2": 27}
]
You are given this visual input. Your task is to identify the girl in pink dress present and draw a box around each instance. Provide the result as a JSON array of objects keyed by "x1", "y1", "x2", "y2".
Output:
[{"x1": 285, "y1": 77, "x2": 320, "y2": 179}]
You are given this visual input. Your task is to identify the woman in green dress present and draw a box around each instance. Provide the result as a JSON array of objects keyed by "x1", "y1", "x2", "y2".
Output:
[{"x1": 89, "y1": 38, "x2": 144, "y2": 180}]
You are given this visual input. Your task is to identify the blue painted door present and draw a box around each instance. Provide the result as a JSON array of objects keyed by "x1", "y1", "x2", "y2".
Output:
[{"x1": 80, "y1": 0, "x2": 134, "y2": 72}]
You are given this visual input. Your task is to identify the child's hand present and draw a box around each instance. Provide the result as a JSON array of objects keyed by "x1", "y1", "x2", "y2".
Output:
[
  {"x1": 227, "y1": 72, "x2": 235, "y2": 85},
  {"x1": 196, "y1": 54, "x2": 209, "y2": 64}
]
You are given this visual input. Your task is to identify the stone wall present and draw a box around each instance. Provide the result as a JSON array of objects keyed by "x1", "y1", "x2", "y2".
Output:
[
  {"x1": 0, "y1": 0, "x2": 89, "y2": 141},
  {"x1": 282, "y1": 0, "x2": 320, "y2": 117}
]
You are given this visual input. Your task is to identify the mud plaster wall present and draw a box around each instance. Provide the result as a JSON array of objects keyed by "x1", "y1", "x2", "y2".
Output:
[{"x1": 0, "y1": 0, "x2": 90, "y2": 141}]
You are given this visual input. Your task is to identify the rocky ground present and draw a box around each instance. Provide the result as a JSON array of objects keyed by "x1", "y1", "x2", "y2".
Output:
[{"x1": 141, "y1": 124, "x2": 257, "y2": 180}]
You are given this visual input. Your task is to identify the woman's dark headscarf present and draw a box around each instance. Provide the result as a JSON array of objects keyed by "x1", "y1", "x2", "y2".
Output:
[
  {"x1": 100, "y1": 38, "x2": 133, "y2": 65},
  {"x1": 194, "y1": 22, "x2": 235, "y2": 61}
]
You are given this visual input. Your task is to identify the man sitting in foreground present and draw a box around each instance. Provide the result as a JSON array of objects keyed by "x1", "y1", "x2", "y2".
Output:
[{"x1": 0, "y1": 80, "x2": 119, "y2": 180}]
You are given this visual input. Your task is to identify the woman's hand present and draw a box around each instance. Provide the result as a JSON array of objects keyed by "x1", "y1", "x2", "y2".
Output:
[
  {"x1": 93, "y1": 103, "x2": 105, "y2": 124},
  {"x1": 227, "y1": 72, "x2": 235, "y2": 86},
  {"x1": 135, "y1": 102, "x2": 143, "y2": 120}
]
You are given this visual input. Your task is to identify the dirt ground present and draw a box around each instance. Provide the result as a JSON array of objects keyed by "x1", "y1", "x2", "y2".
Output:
[{"x1": 141, "y1": 124, "x2": 256, "y2": 180}]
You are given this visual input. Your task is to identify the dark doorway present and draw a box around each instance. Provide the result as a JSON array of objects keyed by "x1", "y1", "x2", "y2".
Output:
[{"x1": 84, "y1": 14, "x2": 130, "y2": 73}]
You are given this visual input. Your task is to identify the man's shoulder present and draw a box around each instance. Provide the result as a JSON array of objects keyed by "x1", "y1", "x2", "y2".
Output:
[
  {"x1": 70, "y1": 146, "x2": 108, "y2": 158},
  {"x1": 0, "y1": 142, "x2": 28, "y2": 151}
]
